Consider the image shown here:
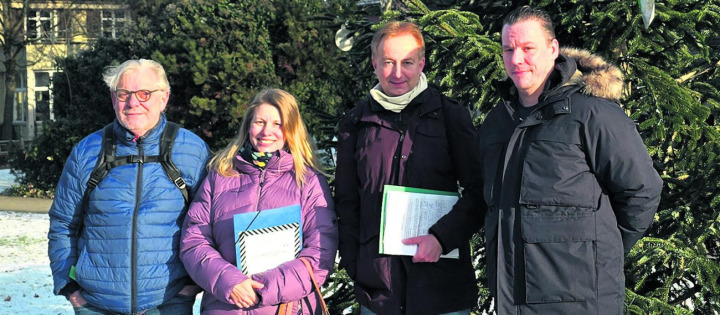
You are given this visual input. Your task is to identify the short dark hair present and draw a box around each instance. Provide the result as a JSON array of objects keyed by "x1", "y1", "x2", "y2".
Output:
[
  {"x1": 503, "y1": 6, "x2": 556, "y2": 41},
  {"x1": 371, "y1": 21, "x2": 425, "y2": 60}
]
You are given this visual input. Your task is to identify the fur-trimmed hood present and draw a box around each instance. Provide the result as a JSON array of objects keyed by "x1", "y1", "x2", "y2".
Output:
[{"x1": 562, "y1": 47, "x2": 624, "y2": 101}]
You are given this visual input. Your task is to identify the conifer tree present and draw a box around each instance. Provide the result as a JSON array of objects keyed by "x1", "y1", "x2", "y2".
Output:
[
  {"x1": 267, "y1": 0, "x2": 366, "y2": 166},
  {"x1": 126, "y1": 0, "x2": 280, "y2": 149}
]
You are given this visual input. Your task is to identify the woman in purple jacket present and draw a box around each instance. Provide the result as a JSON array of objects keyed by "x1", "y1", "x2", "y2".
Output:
[{"x1": 180, "y1": 89, "x2": 338, "y2": 314}]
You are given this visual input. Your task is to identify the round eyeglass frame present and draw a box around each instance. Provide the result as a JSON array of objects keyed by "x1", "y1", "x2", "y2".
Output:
[{"x1": 114, "y1": 89, "x2": 161, "y2": 102}]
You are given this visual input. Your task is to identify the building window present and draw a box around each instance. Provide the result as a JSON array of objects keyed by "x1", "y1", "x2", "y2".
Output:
[
  {"x1": 13, "y1": 88, "x2": 27, "y2": 123},
  {"x1": 87, "y1": 10, "x2": 129, "y2": 39},
  {"x1": 56, "y1": 9, "x2": 73, "y2": 40},
  {"x1": 34, "y1": 71, "x2": 54, "y2": 122},
  {"x1": 101, "y1": 10, "x2": 127, "y2": 38},
  {"x1": 27, "y1": 10, "x2": 53, "y2": 40},
  {"x1": 13, "y1": 73, "x2": 27, "y2": 123}
]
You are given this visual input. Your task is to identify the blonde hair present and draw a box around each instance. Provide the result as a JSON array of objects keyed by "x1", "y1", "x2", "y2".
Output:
[{"x1": 209, "y1": 88, "x2": 323, "y2": 186}]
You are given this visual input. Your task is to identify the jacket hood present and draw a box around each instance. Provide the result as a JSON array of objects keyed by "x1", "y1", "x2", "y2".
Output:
[{"x1": 562, "y1": 47, "x2": 624, "y2": 101}]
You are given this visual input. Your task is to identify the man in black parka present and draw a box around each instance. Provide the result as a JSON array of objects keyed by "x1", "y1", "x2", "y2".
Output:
[{"x1": 434, "y1": 6, "x2": 662, "y2": 314}]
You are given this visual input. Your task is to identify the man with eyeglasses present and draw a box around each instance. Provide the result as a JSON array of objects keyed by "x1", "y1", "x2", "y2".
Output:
[{"x1": 48, "y1": 59, "x2": 211, "y2": 314}]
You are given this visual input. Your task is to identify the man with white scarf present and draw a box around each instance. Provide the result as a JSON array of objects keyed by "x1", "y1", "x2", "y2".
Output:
[{"x1": 335, "y1": 21, "x2": 484, "y2": 315}]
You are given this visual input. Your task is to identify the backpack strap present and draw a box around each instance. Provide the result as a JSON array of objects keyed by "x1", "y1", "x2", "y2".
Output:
[
  {"x1": 86, "y1": 124, "x2": 116, "y2": 191},
  {"x1": 76, "y1": 122, "x2": 189, "y2": 236},
  {"x1": 76, "y1": 124, "x2": 115, "y2": 236},
  {"x1": 159, "y1": 122, "x2": 189, "y2": 204}
]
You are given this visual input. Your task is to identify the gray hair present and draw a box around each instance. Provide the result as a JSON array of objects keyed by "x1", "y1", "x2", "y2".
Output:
[{"x1": 102, "y1": 59, "x2": 170, "y2": 92}]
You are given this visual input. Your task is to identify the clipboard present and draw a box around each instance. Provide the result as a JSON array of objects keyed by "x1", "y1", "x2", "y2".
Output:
[
  {"x1": 234, "y1": 204, "x2": 302, "y2": 275},
  {"x1": 380, "y1": 185, "x2": 460, "y2": 259}
]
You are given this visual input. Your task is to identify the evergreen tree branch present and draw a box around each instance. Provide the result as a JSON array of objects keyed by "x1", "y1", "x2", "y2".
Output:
[
  {"x1": 668, "y1": 279, "x2": 702, "y2": 305},
  {"x1": 676, "y1": 60, "x2": 720, "y2": 84}
]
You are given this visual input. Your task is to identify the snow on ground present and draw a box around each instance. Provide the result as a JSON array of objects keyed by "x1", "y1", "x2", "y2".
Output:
[
  {"x1": 0, "y1": 211, "x2": 71, "y2": 315},
  {"x1": 0, "y1": 211, "x2": 201, "y2": 315}
]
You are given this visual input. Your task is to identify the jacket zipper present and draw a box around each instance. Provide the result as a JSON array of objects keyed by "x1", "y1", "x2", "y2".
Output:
[
  {"x1": 236, "y1": 167, "x2": 267, "y2": 253},
  {"x1": 131, "y1": 137, "x2": 144, "y2": 314},
  {"x1": 254, "y1": 169, "x2": 266, "y2": 212}
]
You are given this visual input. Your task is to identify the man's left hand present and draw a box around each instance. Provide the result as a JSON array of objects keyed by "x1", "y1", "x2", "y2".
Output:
[{"x1": 403, "y1": 234, "x2": 442, "y2": 263}]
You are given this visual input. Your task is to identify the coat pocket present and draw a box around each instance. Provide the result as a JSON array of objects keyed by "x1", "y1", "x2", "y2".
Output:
[
  {"x1": 74, "y1": 247, "x2": 90, "y2": 284},
  {"x1": 521, "y1": 208, "x2": 597, "y2": 303},
  {"x1": 413, "y1": 120, "x2": 451, "y2": 171},
  {"x1": 522, "y1": 124, "x2": 597, "y2": 208}
]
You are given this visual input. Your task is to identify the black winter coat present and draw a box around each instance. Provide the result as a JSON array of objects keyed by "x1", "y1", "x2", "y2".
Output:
[
  {"x1": 335, "y1": 88, "x2": 484, "y2": 315},
  {"x1": 478, "y1": 49, "x2": 663, "y2": 314}
]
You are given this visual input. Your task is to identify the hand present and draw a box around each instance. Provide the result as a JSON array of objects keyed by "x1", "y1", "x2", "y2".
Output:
[
  {"x1": 403, "y1": 234, "x2": 442, "y2": 263},
  {"x1": 230, "y1": 278, "x2": 264, "y2": 309},
  {"x1": 67, "y1": 290, "x2": 87, "y2": 308},
  {"x1": 177, "y1": 284, "x2": 202, "y2": 296}
]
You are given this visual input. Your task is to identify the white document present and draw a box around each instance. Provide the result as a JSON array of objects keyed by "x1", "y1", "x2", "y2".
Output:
[
  {"x1": 238, "y1": 225, "x2": 299, "y2": 275},
  {"x1": 380, "y1": 187, "x2": 460, "y2": 259}
]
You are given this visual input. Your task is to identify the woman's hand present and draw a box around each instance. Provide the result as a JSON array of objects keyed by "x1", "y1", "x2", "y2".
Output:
[{"x1": 230, "y1": 278, "x2": 265, "y2": 309}]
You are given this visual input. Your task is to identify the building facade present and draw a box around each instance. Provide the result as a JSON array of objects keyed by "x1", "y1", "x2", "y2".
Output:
[{"x1": 0, "y1": 0, "x2": 128, "y2": 142}]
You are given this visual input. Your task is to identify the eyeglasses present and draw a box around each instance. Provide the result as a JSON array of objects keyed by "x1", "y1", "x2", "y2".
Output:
[{"x1": 114, "y1": 89, "x2": 161, "y2": 102}]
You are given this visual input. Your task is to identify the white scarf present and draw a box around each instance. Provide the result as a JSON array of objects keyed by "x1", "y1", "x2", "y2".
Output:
[{"x1": 369, "y1": 73, "x2": 428, "y2": 113}]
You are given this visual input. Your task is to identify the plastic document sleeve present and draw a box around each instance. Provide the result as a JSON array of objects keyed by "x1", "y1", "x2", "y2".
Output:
[{"x1": 234, "y1": 204, "x2": 303, "y2": 275}]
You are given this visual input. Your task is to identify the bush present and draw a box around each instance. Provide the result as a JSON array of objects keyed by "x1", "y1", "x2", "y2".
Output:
[{"x1": 1, "y1": 183, "x2": 54, "y2": 199}]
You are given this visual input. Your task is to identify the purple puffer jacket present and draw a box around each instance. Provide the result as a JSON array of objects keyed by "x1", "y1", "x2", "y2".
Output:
[{"x1": 180, "y1": 150, "x2": 338, "y2": 314}]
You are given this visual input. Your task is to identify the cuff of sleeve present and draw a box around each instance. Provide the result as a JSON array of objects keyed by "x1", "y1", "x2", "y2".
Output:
[
  {"x1": 428, "y1": 229, "x2": 448, "y2": 254},
  {"x1": 60, "y1": 281, "x2": 81, "y2": 300},
  {"x1": 251, "y1": 274, "x2": 268, "y2": 306}
]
